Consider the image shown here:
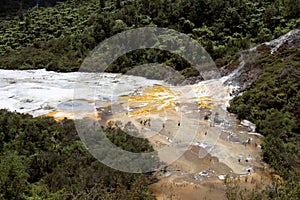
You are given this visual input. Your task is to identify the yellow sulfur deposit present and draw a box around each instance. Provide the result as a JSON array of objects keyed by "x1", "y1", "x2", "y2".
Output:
[
  {"x1": 126, "y1": 85, "x2": 179, "y2": 117},
  {"x1": 198, "y1": 96, "x2": 213, "y2": 109}
]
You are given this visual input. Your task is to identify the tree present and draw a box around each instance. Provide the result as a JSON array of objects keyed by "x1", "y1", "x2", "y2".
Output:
[{"x1": 0, "y1": 150, "x2": 29, "y2": 200}]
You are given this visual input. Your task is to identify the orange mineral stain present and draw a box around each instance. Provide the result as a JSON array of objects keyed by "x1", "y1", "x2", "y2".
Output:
[{"x1": 44, "y1": 110, "x2": 101, "y2": 121}]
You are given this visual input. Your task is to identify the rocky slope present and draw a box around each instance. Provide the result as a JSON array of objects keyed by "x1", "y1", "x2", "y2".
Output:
[{"x1": 222, "y1": 29, "x2": 300, "y2": 93}]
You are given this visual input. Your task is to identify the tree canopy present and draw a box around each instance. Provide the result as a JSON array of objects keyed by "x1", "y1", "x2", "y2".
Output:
[
  {"x1": 0, "y1": 109, "x2": 156, "y2": 199},
  {"x1": 0, "y1": 0, "x2": 299, "y2": 74}
]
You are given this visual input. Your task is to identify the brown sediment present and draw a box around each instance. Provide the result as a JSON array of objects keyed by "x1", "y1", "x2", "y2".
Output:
[
  {"x1": 149, "y1": 170, "x2": 271, "y2": 200},
  {"x1": 95, "y1": 84, "x2": 272, "y2": 199}
]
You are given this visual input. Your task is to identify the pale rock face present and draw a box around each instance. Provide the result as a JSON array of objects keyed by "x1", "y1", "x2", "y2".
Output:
[
  {"x1": 0, "y1": 67, "x2": 237, "y2": 119},
  {"x1": 0, "y1": 69, "x2": 164, "y2": 118},
  {"x1": 241, "y1": 120, "x2": 256, "y2": 132},
  {"x1": 264, "y1": 29, "x2": 300, "y2": 54}
]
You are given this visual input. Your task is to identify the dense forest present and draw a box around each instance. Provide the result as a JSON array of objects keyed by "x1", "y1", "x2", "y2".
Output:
[
  {"x1": 0, "y1": 0, "x2": 299, "y2": 73},
  {"x1": 0, "y1": 0, "x2": 300, "y2": 199},
  {"x1": 0, "y1": 109, "x2": 157, "y2": 199},
  {"x1": 0, "y1": 0, "x2": 66, "y2": 18}
]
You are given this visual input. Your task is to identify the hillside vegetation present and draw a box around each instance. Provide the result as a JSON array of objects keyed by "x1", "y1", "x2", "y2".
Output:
[
  {"x1": 229, "y1": 46, "x2": 300, "y2": 199},
  {"x1": 0, "y1": 0, "x2": 300, "y2": 199},
  {"x1": 0, "y1": 109, "x2": 157, "y2": 199},
  {"x1": 0, "y1": 0, "x2": 299, "y2": 73}
]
